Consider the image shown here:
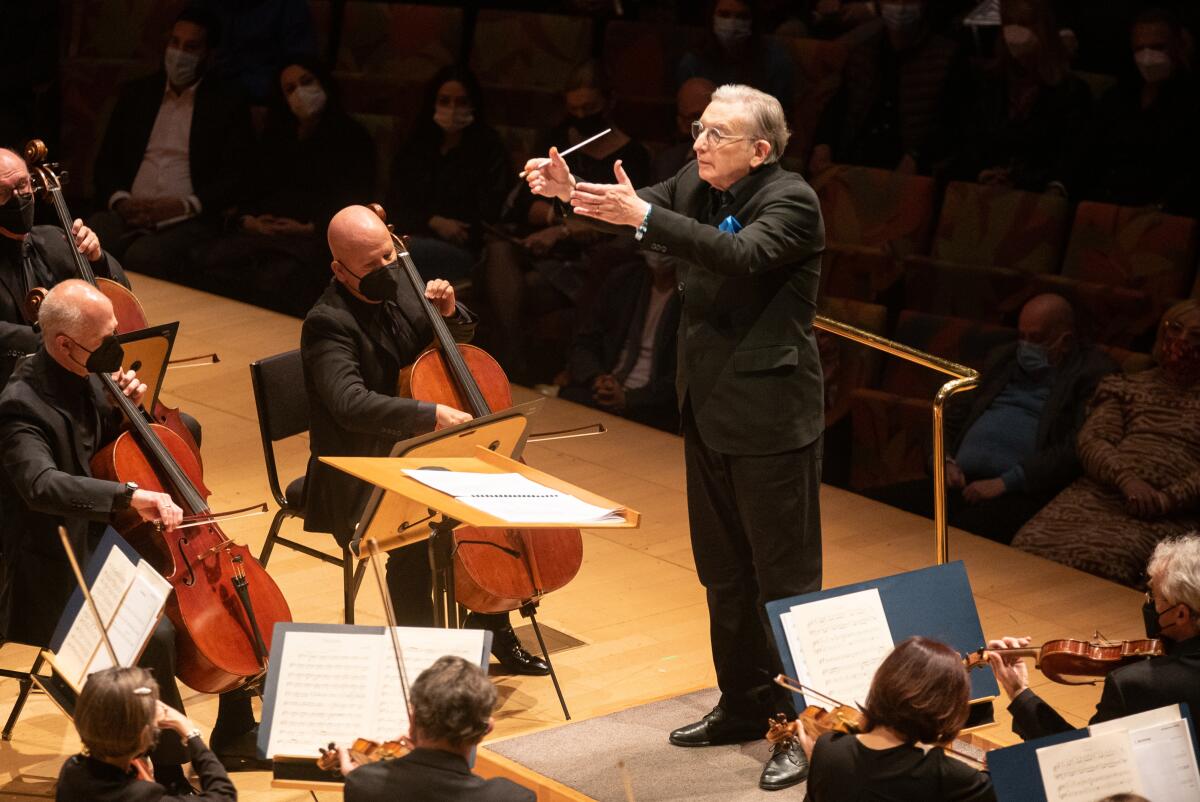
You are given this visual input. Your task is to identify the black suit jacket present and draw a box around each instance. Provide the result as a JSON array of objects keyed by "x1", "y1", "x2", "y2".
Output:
[
  {"x1": 56, "y1": 735, "x2": 236, "y2": 802},
  {"x1": 1009, "y1": 635, "x2": 1200, "y2": 740},
  {"x1": 92, "y1": 71, "x2": 252, "y2": 216},
  {"x1": 301, "y1": 280, "x2": 474, "y2": 545},
  {"x1": 629, "y1": 160, "x2": 825, "y2": 455},
  {"x1": 946, "y1": 343, "x2": 1117, "y2": 494},
  {"x1": 344, "y1": 748, "x2": 535, "y2": 802},
  {"x1": 0, "y1": 226, "x2": 128, "y2": 386},
  {"x1": 0, "y1": 349, "x2": 126, "y2": 645}
]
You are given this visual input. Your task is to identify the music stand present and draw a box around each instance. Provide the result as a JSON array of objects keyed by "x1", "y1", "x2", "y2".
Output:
[{"x1": 118, "y1": 321, "x2": 179, "y2": 413}]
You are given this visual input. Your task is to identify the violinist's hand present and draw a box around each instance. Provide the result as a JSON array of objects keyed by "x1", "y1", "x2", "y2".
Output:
[
  {"x1": 436, "y1": 404, "x2": 472, "y2": 428},
  {"x1": 113, "y1": 368, "x2": 147, "y2": 406},
  {"x1": 131, "y1": 489, "x2": 184, "y2": 531},
  {"x1": 336, "y1": 746, "x2": 362, "y2": 776},
  {"x1": 985, "y1": 636, "x2": 1032, "y2": 701},
  {"x1": 71, "y1": 218, "x2": 103, "y2": 262},
  {"x1": 570, "y1": 160, "x2": 650, "y2": 229},
  {"x1": 524, "y1": 146, "x2": 574, "y2": 203},
  {"x1": 796, "y1": 722, "x2": 816, "y2": 760},
  {"x1": 424, "y1": 279, "x2": 457, "y2": 317},
  {"x1": 155, "y1": 701, "x2": 198, "y2": 738}
]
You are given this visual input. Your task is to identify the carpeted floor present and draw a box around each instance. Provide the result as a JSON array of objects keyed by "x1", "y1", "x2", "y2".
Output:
[{"x1": 488, "y1": 689, "x2": 807, "y2": 801}]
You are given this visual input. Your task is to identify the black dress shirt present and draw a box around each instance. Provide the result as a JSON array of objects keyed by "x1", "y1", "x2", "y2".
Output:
[{"x1": 55, "y1": 735, "x2": 236, "y2": 801}]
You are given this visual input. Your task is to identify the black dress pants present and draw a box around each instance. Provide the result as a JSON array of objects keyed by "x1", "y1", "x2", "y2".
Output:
[
  {"x1": 385, "y1": 541, "x2": 506, "y2": 630},
  {"x1": 682, "y1": 405, "x2": 823, "y2": 719}
]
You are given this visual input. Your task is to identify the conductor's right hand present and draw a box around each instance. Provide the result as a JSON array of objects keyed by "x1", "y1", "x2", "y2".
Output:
[
  {"x1": 524, "y1": 146, "x2": 574, "y2": 204},
  {"x1": 436, "y1": 404, "x2": 472, "y2": 428},
  {"x1": 130, "y1": 489, "x2": 184, "y2": 531}
]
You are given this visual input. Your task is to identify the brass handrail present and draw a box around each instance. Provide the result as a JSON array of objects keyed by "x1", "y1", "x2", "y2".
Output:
[{"x1": 815, "y1": 315, "x2": 980, "y2": 564}]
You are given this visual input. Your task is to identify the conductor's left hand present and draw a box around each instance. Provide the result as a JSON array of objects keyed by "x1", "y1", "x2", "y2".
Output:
[
  {"x1": 424, "y1": 279, "x2": 457, "y2": 317},
  {"x1": 570, "y1": 160, "x2": 650, "y2": 229},
  {"x1": 71, "y1": 218, "x2": 103, "y2": 262}
]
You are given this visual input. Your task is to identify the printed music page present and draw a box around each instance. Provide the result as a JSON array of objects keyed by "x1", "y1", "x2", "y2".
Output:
[
  {"x1": 783, "y1": 590, "x2": 894, "y2": 710},
  {"x1": 1088, "y1": 703, "x2": 1181, "y2": 737},
  {"x1": 1127, "y1": 718, "x2": 1200, "y2": 802},
  {"x1": 402, "y1": 468, "x2": 623, "y2": 523},
  {"x1": 1036, "y1": 730, "x2": 1143, "y2": 802}
]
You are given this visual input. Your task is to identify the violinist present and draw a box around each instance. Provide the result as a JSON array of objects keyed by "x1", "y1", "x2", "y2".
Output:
[
  {"x1": 55, "y1": 666, "x2": 236, "y2": 801},
  {"x1": 987, "y1": 534, "x2": 1200, "y2": 740},
  {"x1": 0, "y1": 281, "x2": 260, "y2": 789},
  {"x1": 338, "y1": 656, "x2": 534, "y2": 802},
  {"x1": 799, "y1": 637, "x2": 996, "y2": 802},
  {"x1": 301, "y1": 205, "x2": 547, "y2": 675}
]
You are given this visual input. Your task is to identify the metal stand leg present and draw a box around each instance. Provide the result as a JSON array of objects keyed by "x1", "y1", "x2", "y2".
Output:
[
  {"x1": 427, "y1": 517, "x2": 461, "y2": 629},
  {"x1": 2, "y1": 652, "x2": 45, "y2": 740},
  {"x1": 521, "y1": 603, "x2": 570, "y2": 721}
]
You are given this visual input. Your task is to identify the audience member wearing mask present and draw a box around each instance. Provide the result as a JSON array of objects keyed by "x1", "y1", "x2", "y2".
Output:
[
  {"x1": 88, "y1": 4, "x2": 252, "y2": 280},
  {"x1": 203, "y1": 56, "x2": 374, "y2": 315},
  {"x1": 1071, "y1": 8, "x2": 1199, "y2": 216},
  {"x1": 678, "y1": 0, "x2": 795, "y2": 115},
  {"x1": 869, "y1": 294, "x2": 1116, "y2": 544},
  {"x1": 651, "y1": 77, "x2": 716, "y2": 183},
  {"x1": 558, "y1": 252, "x2": 681, "y2": 433},
  {"x1": 1014, "y1": 300, "x2": 1200, "y2": 588},
  {"x1": 809, "y1": 0, "x2": 965, "y2": 175},
  {"x1": 480, "y1": 61, "x2": 650, "y2": 383},
  {"x1": 385, "y1": 65, "x2": 510, "y2": 284},
  {"x1": 951, "y1": 0, "x2": 1090, "y2": 193}
]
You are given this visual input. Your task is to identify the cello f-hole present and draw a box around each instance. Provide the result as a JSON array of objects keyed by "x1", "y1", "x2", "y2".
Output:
[{"x1": 177, "y1": 537, "x2": 197, "y2": 587}]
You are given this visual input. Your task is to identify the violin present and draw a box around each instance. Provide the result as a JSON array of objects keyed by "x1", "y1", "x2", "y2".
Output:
[
  {"x1": 965, "y1": 638, "x2": 1163, "y2": 685},
  {"x1": 316, "y1": 737, "x2": 412, "y2": 773},
  {"x1": 22, "y1": 140, "x2": 201, "y2": 458}
]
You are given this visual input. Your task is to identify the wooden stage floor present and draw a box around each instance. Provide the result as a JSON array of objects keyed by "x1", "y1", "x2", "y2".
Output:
[{"x1": 0, "y1": 277, "x2": 1145, "y2": 800}]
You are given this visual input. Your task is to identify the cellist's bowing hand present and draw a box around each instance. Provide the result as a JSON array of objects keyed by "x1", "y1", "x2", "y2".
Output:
[
  {"x1": 523, "y1": 146, "x2": 574, "y2": 203},
  {"x1": 985, "y1": 636, "x2": 1032, "y2": 700},
  {"x1": 130, "y1": 489, "x2": 184, "y2": 531},
  {"x1": 424, "y1": 279, "x2": 457, "y2": 317},
  {"x1": 113, "y1": 368, "x2": 148, "y2": 405},
  {"x1": 570, "y1": 160, "x2": 649, "y2": 228},
  {"x1": 71, "y1": 218, "x2": 102, "y2": 262},
  {"x1": 436, "y1": 404, "x2": 472, "y2": 428}
]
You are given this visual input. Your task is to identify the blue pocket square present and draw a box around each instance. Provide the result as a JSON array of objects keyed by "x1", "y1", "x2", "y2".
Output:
[{"x1": 718, "y1": 215, "x2": 743, "y2": 234}]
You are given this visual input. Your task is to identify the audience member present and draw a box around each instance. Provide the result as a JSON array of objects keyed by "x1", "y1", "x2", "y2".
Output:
[
  {"x1": 678, "y1": 0, "x2": 795, "y2": 114},
  {"x1": 950, "y1": 0, "x2": 1090, "y2": 193},
  {"x1": 198, "y1": 0, "x2": 318, "y2": 107},
  {"x1": 1014, "y1": 301, "x2": 1200, "y2": 587},
  {"x1": 88, "y1": 5, "x2": 253, "y2": 280},
  {"x1": 989, "y1": 534, "x2": 1200, "y2": 739},
  {"x1": 480, "y1": 61, "x2": 650, "y2": 383},
  {"x1": 651, "y1": 77, "x2": 716, "y2": 183},
  {"x1": 800, "y1": 636, "x2": 996, "y2": 802},
  {"x1": 1071, "y1": 8, "x2": 1200, "y2": 215},
  {"x1": 559, "y1": 252, "x2": 680, "y2": 432},
  {"x1": 386, "y1": 65, "x2": 510, "y2": 284},
  {"x1": 803, "y1": 0, "x2": 882, "y2": 39},
  {"x1": 870, "y1": 295, "x2": 1116, "y2": 544},
  {"x1": 809, "y1": 0, "x2": 965, "y2": 175},
  {"x1": 202, "y1": 55, "x2": 373, "y2": 315},
  {"x1": 340, "y1": 656, "x2": 534, "y2": 802},
  {"x1": 55, "y1": 667, "x2": 237, "y2": 802}
]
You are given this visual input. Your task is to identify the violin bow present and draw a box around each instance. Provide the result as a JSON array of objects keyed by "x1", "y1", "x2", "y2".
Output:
[
  {"x1": 57, "y1": 525, "x2": 120, "y2": 667},
  {"x1": 366, "y1": 538, "x2": 411, "y2": 709},
  {"x1": 774, "y1": 674, "x2": 856, "y2": 710}
]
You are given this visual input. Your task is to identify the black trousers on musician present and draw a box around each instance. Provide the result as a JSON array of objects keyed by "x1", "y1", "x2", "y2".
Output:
[
  {"x1": 683, "y1": 404, "x2": 823, "y2": 720},
  {"x1": 384, "y1": 543, "x2": 507, "y2": 630}
]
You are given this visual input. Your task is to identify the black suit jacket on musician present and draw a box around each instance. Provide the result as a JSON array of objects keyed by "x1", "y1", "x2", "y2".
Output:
[
  {"x1": 621, "y1": 160, "x2": 825, "y2": 455},
  {"x1": 92, "y1": 71, "x2": 252, "y2": 216},
  {"x1": 1008, "y1": 635, "x2": 1200, "y2": 740},
  {"x1": 344, "y1": 748, "x2": 535, "y2": 802},
  {"x1": 0, "y1": 349, "x2": 127, "y2": 645},
  {"x1": 301, "y1": 279, "x2": 475, "y2": 546},
  {"x1": 0, "y1": 226, "x2": 128, "y2": 387}
]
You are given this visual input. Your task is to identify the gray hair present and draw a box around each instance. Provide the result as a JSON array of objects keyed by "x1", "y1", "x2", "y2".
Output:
[
  {"x1": 1148, "y1": 534, "x2": 1200, "y2": 621},
  {"x1": 37, "y1": 279, "x2": 94, "y2": 339},
  {"x1": 710, "y1": 84, "x2": 790, "y2": 164},
  {"x1": 409, "y1": 656, "x2": 495, "y2": 747}
]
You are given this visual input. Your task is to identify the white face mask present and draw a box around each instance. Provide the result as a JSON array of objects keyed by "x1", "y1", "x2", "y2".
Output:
[
  {"x1": 1002, "y1": 24, "x2": 1039, "y2": 59},
  {"x1": 713, "y1": 16, "x2": 752, "y2": 48},
  {"x1": 879, "y1": 3, "x2": 923, "y2": 30},
  {"x1": 164, "y1": 47, "x2": 202, "y2": 87},
  {"x1": 433, "y1": 106, "x2": 474, "y2": 133},
  {"x1": 1134, "y1": 48, "x2": 1172, "y2": 83},
  {"x1": 287, "y1": 82, "x2": 327, "y2": 120}
]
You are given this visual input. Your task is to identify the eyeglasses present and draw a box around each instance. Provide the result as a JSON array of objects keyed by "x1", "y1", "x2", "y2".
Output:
[{"x1": 690, "y1": 120, "x2": 750, "y2": 147}]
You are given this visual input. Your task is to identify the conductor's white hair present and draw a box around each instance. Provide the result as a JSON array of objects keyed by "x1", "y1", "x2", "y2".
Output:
[
  {"x1": 1148, "y1": 534, "x2": 1200, "y2": 621},
  {"x1": 38, "y1": 280, "x2": 94, "y2": 339},
  {"x1": 711, "y1": 84, "x2": 790, "y2": 164}
]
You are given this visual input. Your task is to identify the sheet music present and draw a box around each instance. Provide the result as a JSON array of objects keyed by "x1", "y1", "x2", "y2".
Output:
[
  {"x1": 265, "y1": 627, "x2": 487, "y2": 758},
  {"x1": 403, "y1": 469, "x2": 623, "y2": 523},
  {"x1": 1036, "y1": 730, "x2": 1143, "y2": 802},
  {"x1": 783, "y1": 590, "x2": 894, "y2": 710},
  {"x1": 778, "y1": 612, "x2": 817, "y2": 703},
  {"x1": 1128, "y1": 719, "x2": 1200, "y2": 802},
  {"x1": 1089, "y1": 703, "x2": 1181, "y2": 737}
]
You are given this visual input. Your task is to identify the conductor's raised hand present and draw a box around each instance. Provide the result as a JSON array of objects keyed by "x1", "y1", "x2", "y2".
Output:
[
  {"x1": 523, "y1": 146, "x2": 574, "y2": 203},
  {"x1": 570, "y1": 160, "x2": 650, "y2": 228},
  {"x1": 424, "y1": 279, "x2": 457, "y2": 317}
]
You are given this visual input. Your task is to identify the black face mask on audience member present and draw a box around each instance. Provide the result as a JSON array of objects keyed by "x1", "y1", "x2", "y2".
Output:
[
  {"x1": 354, "y1": 261, "x2": 401, "y2": 303},
  {"x1": 0, "y1": 191, "x2": 35, "y2": 237},
  {"x1": 569, "y1": 111, "x2": 607, "y2": 140}
]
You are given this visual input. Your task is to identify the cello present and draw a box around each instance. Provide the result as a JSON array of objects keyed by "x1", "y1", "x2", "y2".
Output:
[
  {"x1": 91, "y1": 363, "x2": 292, "y2": 694},
  {"x1": 22, "y1": 139, "x2": 201, "y2": 457}
]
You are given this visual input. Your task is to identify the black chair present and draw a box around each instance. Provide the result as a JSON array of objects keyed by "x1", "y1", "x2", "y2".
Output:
[
  {"x1": 250, "y1": 350, "x2": 365, "y2": 623},
  {"x1": 0, "y1": 643, "x2": 45, "y2": 740}
]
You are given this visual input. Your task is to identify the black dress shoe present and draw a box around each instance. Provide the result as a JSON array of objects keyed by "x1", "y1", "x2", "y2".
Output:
[
  {"x1": 210, "y1": 724, "x2": 272, "y2": 772},
  {"x1": 760, "y1": 736, "x2": 809, "y2": 790},
  {"x1": 490, "y1": 624, "x2": 551, "y2": 676},
  {"x1": 668, "y1": 706, "x2": 766, "y2": 747}
]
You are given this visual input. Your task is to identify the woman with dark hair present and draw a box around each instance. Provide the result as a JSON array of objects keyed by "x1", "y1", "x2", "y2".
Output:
[
  {"x1": 678, "y1": 0, "x2": 795, "y2": 113},
  {"x1": 202, "y1": 54, "x2": 375, "y2": 315},
  {"x1": 385, "y1": 65, "x2": 511, "y2": 283},
  {"x1": 801, "y1": 637, "x2": 996, "y2": 801}
]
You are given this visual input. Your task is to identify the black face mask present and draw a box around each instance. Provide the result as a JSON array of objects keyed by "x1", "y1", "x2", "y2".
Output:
[
  {"x1": 0, "y1": 191, "x2": 35, "y2": 236},
  {"x1": 569, "y1": 111, "x2": 607, "y2": 139},
  {"x1": 1143, "y1": 598, "x2": 1182, "y2": 641},
  {"x1": 355, "y1": 261, "x2": 400, "y2": 303},
  {"x1": 68, "y1": 334, "x2": 125, "y2": 374}
]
